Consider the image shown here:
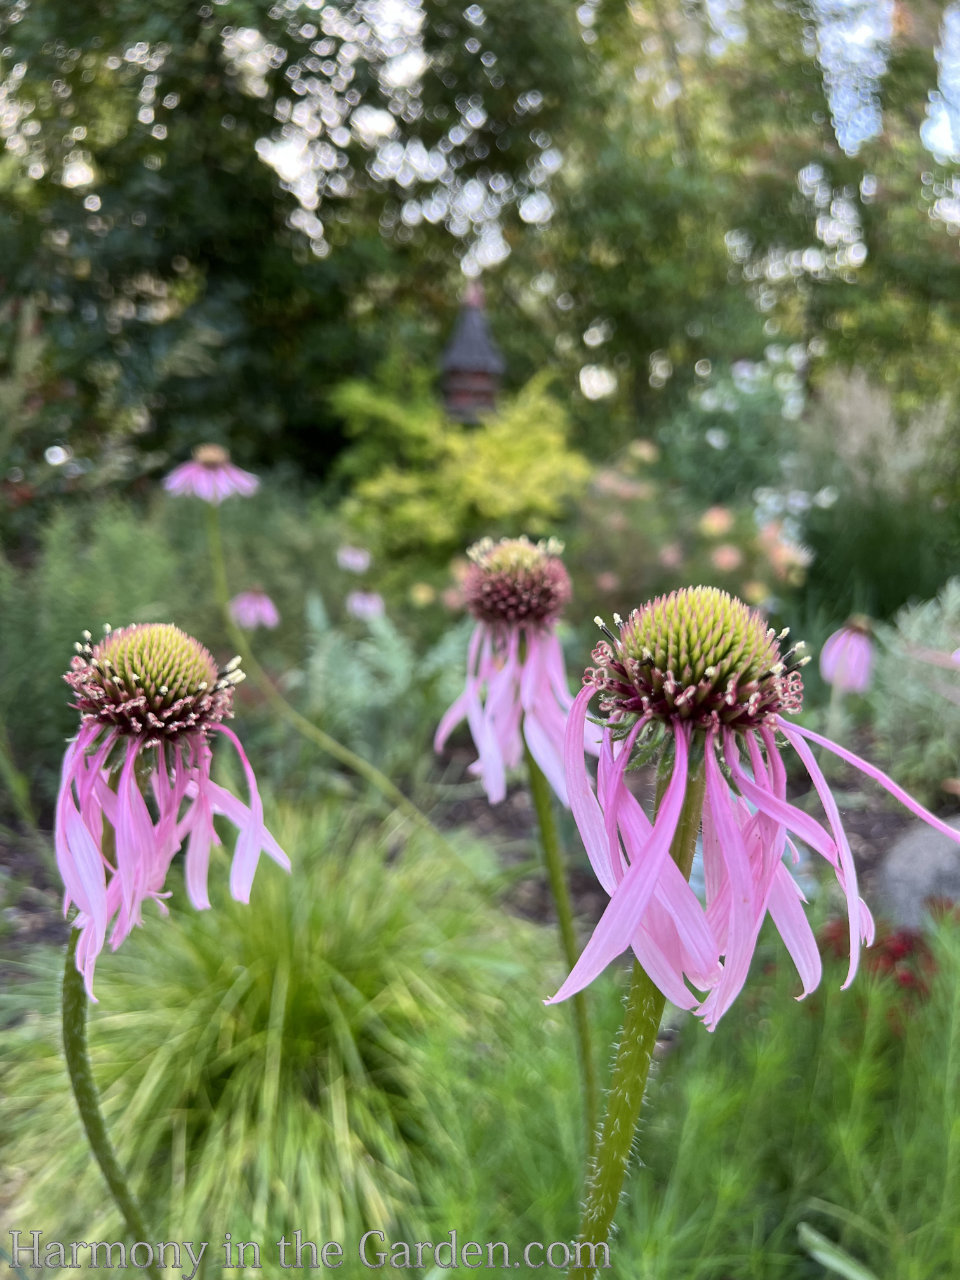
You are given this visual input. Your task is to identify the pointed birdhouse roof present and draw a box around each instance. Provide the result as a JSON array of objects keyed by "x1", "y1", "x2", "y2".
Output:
[{"x1": 440, "y1": 282, "x2": 505, "y2": 375}]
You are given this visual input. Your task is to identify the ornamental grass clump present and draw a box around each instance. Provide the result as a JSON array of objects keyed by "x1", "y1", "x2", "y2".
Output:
[{"x1": 558, "y1": 585, "x2": 960, "y2": 1278}]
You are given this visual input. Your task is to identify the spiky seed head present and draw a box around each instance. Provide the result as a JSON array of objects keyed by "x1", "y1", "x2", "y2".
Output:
[
  {"x1": 586, "y1": 586, "x2": 804, "y2": 731},
  {"x1": 66, "y1": 623, "x2": 241, "y2": 745},
  {"x1": 462, "y1": 536, "x2": 571, "y2": 627},
  {"x1": 192, "y1": 443, "x2": 231, "y2": 468}
]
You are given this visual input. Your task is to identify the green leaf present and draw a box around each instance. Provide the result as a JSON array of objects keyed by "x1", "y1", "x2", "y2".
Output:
[{"x1": 798, "y1": 1223, "x2": 881, "y2": 1280}]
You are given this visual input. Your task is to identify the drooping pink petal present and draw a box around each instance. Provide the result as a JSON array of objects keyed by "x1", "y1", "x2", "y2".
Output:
[
  {"x1": 698, "y1": 735, "x2": 761, "y2": 1028},
  {"x1": 594, "y1": 731, "x2": 719, "y2": 991},
  {"x1": 485, "y1": 630, "x2": 523, "y2": 768},
  {"x1": 55, "y1": 725, "x2": 109, "y2": 954},
  {"x1": 465, "y1": 676, "x2": 506, "y2": 803},
  {"x1": 211, "y1": 723, "x2": 289, "y2": 902},
  {"x1": 600, "y1": 719, "x2": 644, "y2": 876},
  {"x1": 564, "y1": 690, "x2": 619, "y2": 896},
  {"x1": 723, "y1": 735, "x2": 841, "y2": 866},
  {"x1": 518, "y1": 631, "x2": 572, "y2": 802},
  {"x1": 523, "y1": 702, "x2": 569, "y2": 805},
  {"x1": 201, "y1": 779, "x2": 287, "y2": 867},
  {"x1": 701, "y1": 799, "x2": 729, "y2": 953},
  {"x1": 785, "y1": 720, "x2": 960, "y2": 846},
  {"x1": 461, "y1": 631, "x2": 509, "y2": 803},
  {"x1": 778, "y1": 722, "x2": 864, "y2": 987},
  {"x1": 434, "y1": 618, "x2": 484, "y2": 751},
  {"x1": 547, "y1": 724, "x2": 690, "y2": 1004},
  {"x1": 178, "y1": 739, "x2": 216, "y2": 909},
  {"x1": 519, "y1": 627, "x2": 545, "y2": 711},
  {"x1": 114, "y1": 739, "x2": 154, "y2": 929},
  {"x1": 651, "y1": 859, "x2": 721, "y2": 988},
  {"x1": 630, "y1": 922, "x2": 701, "y2": 1010},
  {"x1": 541, "y1": 629, "x2": 576, "y2": 712},
  {"x1": 767, "y1": 863, "x2": 822, "y2": 996}
]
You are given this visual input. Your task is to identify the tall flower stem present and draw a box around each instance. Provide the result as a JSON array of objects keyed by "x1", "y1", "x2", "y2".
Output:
[
  {"x1": 62, "y1": 931, "x2": 159, "y2": 1280},
  {"x1": 203, "y1": 505, "x2": 446, "y2": 846},
  {"x1": 524, "y1": 738, "x2": 598, "y2": 1159},
  {"x1": 568, "y1": 755, "x2": 706, "y2": 1280}
]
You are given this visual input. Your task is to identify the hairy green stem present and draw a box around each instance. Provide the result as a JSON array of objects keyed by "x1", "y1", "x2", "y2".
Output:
[
  {"x1": 204, "y1": 504, "x2": 445, "y2": 843},
  {"x1": 524, "y1": 739, "x2": 598, "y2": 1159},
  {"x1": 62, "y1": 933, "x2": 160, "y2": 1278},
  {"x1": 568, "y1": 756, "x2": 706, "y2": 1280}
]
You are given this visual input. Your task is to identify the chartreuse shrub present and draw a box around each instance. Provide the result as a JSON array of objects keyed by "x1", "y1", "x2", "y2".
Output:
[
  {"x1": 1, "y1": 796, "x2": 567, "y2": 1245},
  {"x1": 335, "y1": 372, "x2": 591, "y2": 559}
]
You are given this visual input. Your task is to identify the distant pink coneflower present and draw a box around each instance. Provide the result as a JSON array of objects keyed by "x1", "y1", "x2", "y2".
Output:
[
  {"x1": 57, "y1": 623, "x2": 288, "y2": 997},
  {"x1": 549, "y1": 587, "x2": 960, "y2": 1028},
  {"x1": 229, "y1": 589, "x2": 280, "y2": 631},
  {"x1": 163, "y1": 444, "x2": 259, "y2": 504},
  {"x1": 435, "y1": 536, "x2": 594, "y2": 806},
  {"x1": 820, "y1": 618, "x2": 873, "y2": 694},
  {"x1": 337, "y1": 545, "x2": 372, "y2": 574},
  {"x1": 346, "y1": 590, "x2": 385, "y2": 620}
]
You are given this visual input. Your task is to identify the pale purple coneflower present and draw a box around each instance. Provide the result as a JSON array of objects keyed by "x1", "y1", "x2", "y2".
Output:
[
  {"x1": 229, "y1": 589, "x2": 280, "y2": 630},
  {"x1": 346, "y1": 590, "x2": 385, "y2": 620},
  {"x1": 820, "y1": 617, "x2": 873, "y2": 693},
  {"x1": 337, "y1": 545, "x2": 372, "y2": 574},
  {"x1": 163, "y1": 444, "x2": 259, "y2": 504},
  {"x1": 549, "y1": 586, "x2": 960, "y2": 1028},
  {"x1": 57, "y1": 623, "x2": 288, "y2": 997},
  {"x1": 435, "y1": 536, "x2": 594, "y2": 806}
]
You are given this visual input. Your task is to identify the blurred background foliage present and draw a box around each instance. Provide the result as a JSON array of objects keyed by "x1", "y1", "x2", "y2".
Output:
[{"x1": 3, "y1": 0, "x2": 960, "y2": 496}]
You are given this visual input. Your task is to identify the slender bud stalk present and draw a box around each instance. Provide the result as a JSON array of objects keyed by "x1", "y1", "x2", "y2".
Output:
[{"x1": 568, "y1": 757, "x2": 706, "y2": 1280}]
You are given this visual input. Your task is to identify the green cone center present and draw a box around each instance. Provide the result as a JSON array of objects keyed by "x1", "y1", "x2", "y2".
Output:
[
  {"x1": 620, "y1": 587, "x2": 778, "y2": 688},
  {"x1": 96, "y1": 624, "x2": 218, "y2": 703}
]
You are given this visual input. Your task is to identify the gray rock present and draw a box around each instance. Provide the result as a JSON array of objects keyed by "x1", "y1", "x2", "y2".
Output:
[{"x1": 876, "y1": 816, "x2": 960, "y2": 927}]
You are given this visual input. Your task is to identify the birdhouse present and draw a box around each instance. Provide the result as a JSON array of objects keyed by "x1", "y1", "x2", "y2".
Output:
[{"x1": 440, "y1": 282, "x2": 505, "y2": 422}]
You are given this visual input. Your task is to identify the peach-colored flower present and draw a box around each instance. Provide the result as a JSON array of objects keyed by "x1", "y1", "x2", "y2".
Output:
[
  {"x1": 710, "y1": 544, "x2": 743, "y2": 573},
  {"x1": 759, "y1": 521, "x2": 812, "y2": 583},
  {"x1": 698, "y1": 506, "x2": 734, "y2": 538},
  {"x1": 595, "y1": 572, "x2": 621, "y2": 593},
  {"x1": 658, "y1": 542, "x2": 684, "y2": 569}
]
